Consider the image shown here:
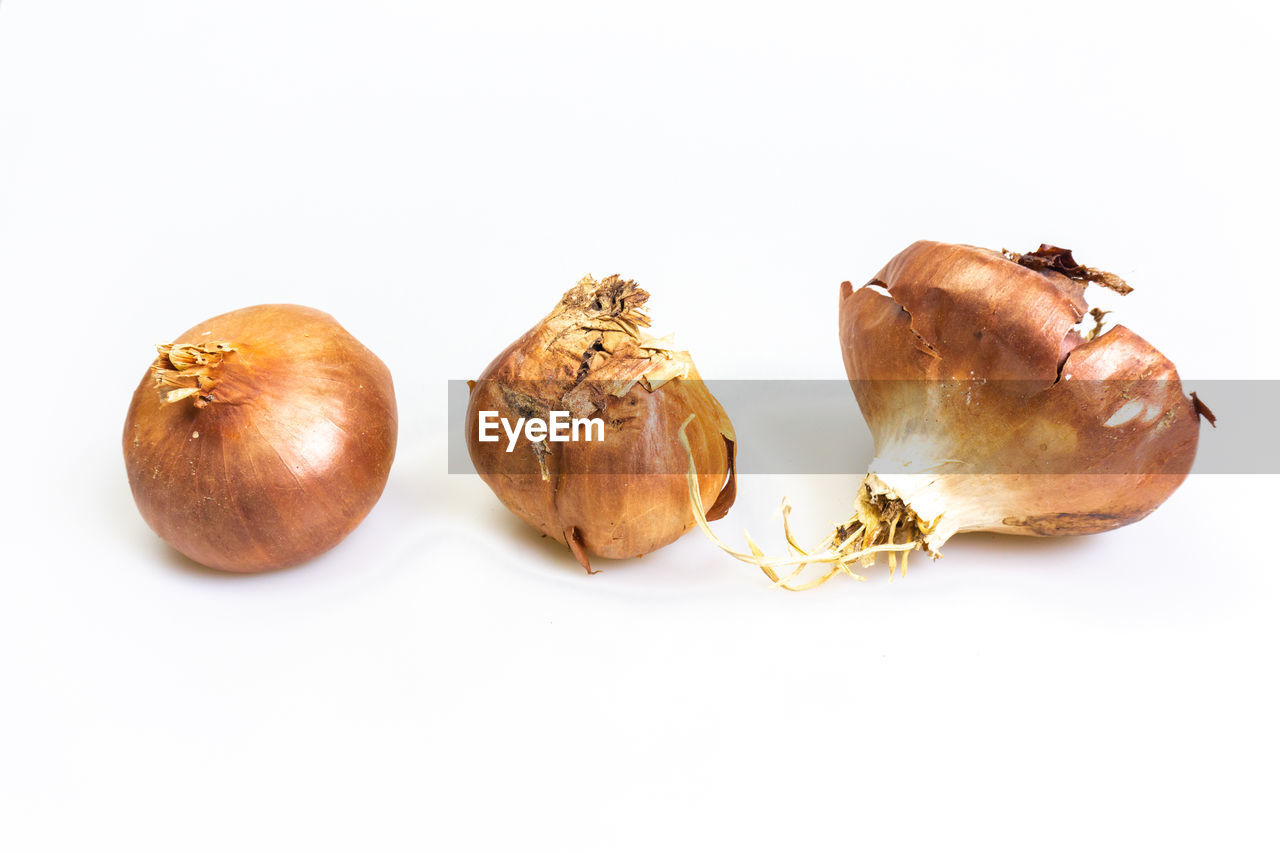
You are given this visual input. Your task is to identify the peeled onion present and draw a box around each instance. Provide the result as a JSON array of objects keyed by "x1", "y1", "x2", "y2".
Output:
[
  {"x1": 466, "y1": 275, "x2": 736, "y2": 572},
  {"x1": 123, "y1": 304, "x2": 397, "y2": 572},
  {"x1": 686, "y1": 242, "x2": 1212, "y2": 588}
]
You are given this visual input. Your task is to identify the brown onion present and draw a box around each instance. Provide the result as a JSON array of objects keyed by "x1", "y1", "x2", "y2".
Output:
[
  {"x1": 466, "y1": 275, "x2": 736, "y2": 572},
  {"x1": 123, "y1": 304, "x2": 397, "y2": 572},
  {"x1": 685, "y1": 242, "x2": 1211, "y2": 588}
]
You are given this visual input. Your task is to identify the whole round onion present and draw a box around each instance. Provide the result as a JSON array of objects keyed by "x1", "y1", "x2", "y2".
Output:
[
  {"x1": 466, "y1": 275, "x2": 736, "y2": 572},
  {"x1": 123, "y1": 304, "x2": 398, "y2": 572},
  {"x1": 686, "y1": 242, "x2": 1212, "y2": 588}
]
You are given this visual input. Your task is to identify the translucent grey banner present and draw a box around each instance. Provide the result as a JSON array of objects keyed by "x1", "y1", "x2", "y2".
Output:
[{"x1": 447, "y1": 380, "x2": 1270, "y2": 475}]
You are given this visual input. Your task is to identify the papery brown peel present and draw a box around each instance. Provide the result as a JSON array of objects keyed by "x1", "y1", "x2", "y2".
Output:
[
  {"x1": 123, "y1": 304, "x2": 398, "y2": 573},
  {"x1": 685, "y1": 242, "x2": 1206, "y2": 589},
  {"x1": 467, "y1": 275, "x2": 737, "y2": 572}
]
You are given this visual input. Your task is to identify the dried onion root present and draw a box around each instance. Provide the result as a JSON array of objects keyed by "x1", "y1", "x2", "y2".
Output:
[{"x1": 679, "y1": 415, "x2": 917, "y2": 589}]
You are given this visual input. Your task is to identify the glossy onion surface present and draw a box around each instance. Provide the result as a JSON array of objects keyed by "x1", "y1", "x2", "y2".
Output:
[
  {"x1": 840, "y1": 241, "x2": 1204, "y2": 551},
  {"x1": 684, "y1": 242, "x2": 1212, "y2": 590},
  {"x1": 123, "y1": 304, "x2": 397, "y2": 572}
]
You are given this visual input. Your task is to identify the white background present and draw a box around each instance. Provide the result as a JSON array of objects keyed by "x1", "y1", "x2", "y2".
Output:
[{"x1": 2, "y1": 2, "x2": 1277, "y2": 850}]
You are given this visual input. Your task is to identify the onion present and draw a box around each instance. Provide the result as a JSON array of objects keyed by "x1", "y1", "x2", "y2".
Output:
[
  {"x1": 683, "y1": 242, "x2": 1212, "y2": 588},
  {"x1": 466, "y1": 275, "x2": 736, "y2": 572},
  {"x1": 123, "y1": 304, "x2": 398, "y2": 572}
]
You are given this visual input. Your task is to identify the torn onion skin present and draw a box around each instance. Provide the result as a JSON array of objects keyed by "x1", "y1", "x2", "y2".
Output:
[
  {"x1": 466, "y1": 275, "x2": 736, "y2": 573},
  {"x1": 123, "y1": 304, "x2": 398, "y2": 573},
  {"x1": 681, "y1": 242, "x2": 1210, "y2": 589},
  {"x1": 839, "y1": 241, "x2": 1205, "y2": 560}
]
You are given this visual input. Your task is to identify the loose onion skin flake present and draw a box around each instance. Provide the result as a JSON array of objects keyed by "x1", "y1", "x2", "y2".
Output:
[
  {"x1": 683, "y1": 242, "x2": 1212, "y2": 589},
  {"x1": 123, "y1": 304, "x2": 397, "y2": 573},
  {"x1": 466, "y1": 275, "x2": 736, "y2": 573}
]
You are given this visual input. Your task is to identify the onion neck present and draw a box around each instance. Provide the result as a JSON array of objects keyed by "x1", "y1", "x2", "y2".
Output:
[
  {"x1": 556, "y1": 274, "x2": 650, "y2": 331},
  {"x1": 1002, "y1": 244, "x2": 1132, "y2": 295},
  {"x1": 532, "y1": 275, "x2": 653, "y2": 354},
  {"x1": 152, "y1": 341, "x2": 236, "y2": 408},
  {"x1": 518, "y1": 274, "x2": 698, "y2": 414}
]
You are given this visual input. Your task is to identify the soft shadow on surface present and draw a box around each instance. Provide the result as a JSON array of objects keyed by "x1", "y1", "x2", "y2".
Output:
[
  {"x1": 426, "y1": 444, "x2": 603, "y2": 579},
  {"x1": 145, "y1": 537, "x2": 216, "y2": 576},
  {"x1": 710, "y1": 529, "x2": 1103, "y2": 590},
  {"x1": 102, "y1": 461, "x2": 254, "y2": 581},
  {"x1": 915, "y1": 530, "x2": 1101, "y2": 583},
  {"x1": 144, "y1": 536, "x2": 316, "y2": 580},
  {"x1": 488, "y1": 503, "x2": 657, "y2": 578},
  {"x1": 495, "y1": 512, "x2": 602, "y2": 573},
  {"x1": 944, "y1": 530, "x2": 1098, "y2": 557},
  {"x1": 473, "y1": 484, "x2": 731, "y2": 584}
]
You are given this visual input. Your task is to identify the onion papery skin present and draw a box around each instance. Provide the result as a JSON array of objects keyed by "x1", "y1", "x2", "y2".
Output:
[
  {"x1": 466, "y1": 275, "x2": 736, "y2": 572},
  {"x1": 840, "y1": 241, "x2": 1201, "y2": 553},
  {"x1": 123, "y1": 304, "x2": 397, "y2": 572}
]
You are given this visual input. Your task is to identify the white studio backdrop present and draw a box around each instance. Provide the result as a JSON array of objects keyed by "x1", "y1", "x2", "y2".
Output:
[{"x1": 2, "y1": 2, "x2": 1277, "y2": 851}]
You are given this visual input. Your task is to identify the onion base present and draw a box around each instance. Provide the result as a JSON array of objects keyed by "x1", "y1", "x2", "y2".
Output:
[{"x1": 680, "y1": 416, "x2": 928, "y2": 590}]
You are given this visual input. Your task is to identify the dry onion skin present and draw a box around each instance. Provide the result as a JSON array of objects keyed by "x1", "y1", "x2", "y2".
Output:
[
  {"x1": 466, "y1": 275, "x2": 736, "y2": 572},
  {"x1": 123, "y1": 304, "x2": 398, "y2": 573},
  {"x1": 683, "y1": 241, "x2": 1213, "y2": 589}
]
